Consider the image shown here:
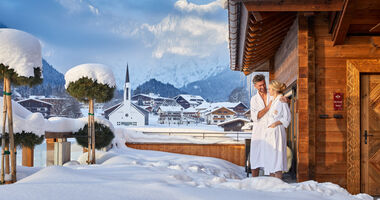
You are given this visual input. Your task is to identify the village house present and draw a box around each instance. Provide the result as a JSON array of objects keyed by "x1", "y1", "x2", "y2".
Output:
[
  {"x1": 18, "y1": 98, "x2": 52, "y2": 118},
  {"x1": 205, "y1": 107, "x2": 236, "y2": 125},
  {"x1": 106, "y1": 66, "x2": 149, "y2": 126},
  {"x1": 157, "y1": 106, "x2": 183, "y2": 124},
  {"x1": 131, "y1": 93, "x2": 177, "y2": 113},
  {"x1": 227, "y1": 0, "x2": 380, "y2": 195},
  {"x1": 174, "y1": 94, "x2": 205, "y2": 109},
  {"x1": 218, "y1": 118, "x2": 250, "y2": 132}
]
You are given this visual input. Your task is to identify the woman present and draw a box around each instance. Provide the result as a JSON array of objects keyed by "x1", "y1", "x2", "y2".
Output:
[{"x1": 263, "y1": 80, "x2": 291, "y2": 179}]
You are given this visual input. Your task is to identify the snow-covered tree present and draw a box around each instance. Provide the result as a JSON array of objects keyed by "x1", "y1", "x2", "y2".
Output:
[
  {"x1": 65, "y1": 64, "x2": 115, "y2": 164},
  {"x1": 0, "y1": 29, "x2": 42, "y2": 183}
]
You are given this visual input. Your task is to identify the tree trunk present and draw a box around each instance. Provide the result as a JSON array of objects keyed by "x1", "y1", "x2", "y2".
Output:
[
  {"x1": 1, "y1": 78, "x2": 7, "y2": 183},
  {"x1": 87, "y1": 100, "x2": 92, "y2": 164},
  {"x1": 90, "y1": 99, "x2": 96, "y2": 164},
  {"x1": 5, "y1": 77, "x2": 16, "y2": 182}
]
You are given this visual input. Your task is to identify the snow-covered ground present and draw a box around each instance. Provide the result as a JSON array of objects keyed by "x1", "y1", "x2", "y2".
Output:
[{"x1": 0, "y1": 146, "x2": 371, "y2": 200}]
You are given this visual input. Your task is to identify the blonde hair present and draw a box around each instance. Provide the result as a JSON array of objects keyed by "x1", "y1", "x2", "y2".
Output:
[{"x1": 269, "y1": 80, "x2": 286, "y2": 93}]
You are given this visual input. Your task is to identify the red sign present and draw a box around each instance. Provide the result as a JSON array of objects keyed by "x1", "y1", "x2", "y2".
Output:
[{"x1": 334, "y1": 93, "x2": 343, "y2": 110}]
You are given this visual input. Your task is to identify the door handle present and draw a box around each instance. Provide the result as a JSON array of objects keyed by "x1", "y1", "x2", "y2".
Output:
[{"x1": 364, "y1": 130, "x2": 374, "y2": 144}]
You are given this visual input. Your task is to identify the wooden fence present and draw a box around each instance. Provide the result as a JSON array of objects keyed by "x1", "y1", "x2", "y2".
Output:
[{"x1": 126, "y1": 142, "x2": 246, "y2": 166}]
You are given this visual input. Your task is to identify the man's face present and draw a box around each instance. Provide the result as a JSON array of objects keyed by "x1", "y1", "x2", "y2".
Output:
[{"x1": 254, "y1": 80, "x2": 267, "y2": 93}]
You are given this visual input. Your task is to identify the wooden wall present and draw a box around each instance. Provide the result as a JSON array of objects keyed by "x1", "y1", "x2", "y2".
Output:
[
  {"x1": 312, "y1": 13, "x2": 380, "y2": 188},
  {"x1": 271, "y1": 12, "x2": 380, "y2": 188},
  {"x1": 272, "y1": 19, "x2": 298, "y2": 86},
  {"x1": 126, "y1": 143, "x2": 246, "y2": 166}
]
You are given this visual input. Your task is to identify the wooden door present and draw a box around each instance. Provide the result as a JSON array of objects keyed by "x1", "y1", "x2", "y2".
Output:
[{"x1": 361, "y1": 74, "x2": 380, "y2": 195}]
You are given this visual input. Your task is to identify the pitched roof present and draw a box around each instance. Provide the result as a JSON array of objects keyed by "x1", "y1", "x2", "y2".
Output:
[
  {"x1": 158, "y1": 106, "x2": 183, "y2": 112},
  {"x1": 18, "y1": 98, "x2": 53, "y2": 106},
  {"x1": 210, "y1": 106, "x2": 236, "y2": 114},
  {"x1": 175, "y1": 94, "x2": 205, "y2": 104},
  {"x1": 217, "y1": 118, "x2": 250, "y2": 126}
]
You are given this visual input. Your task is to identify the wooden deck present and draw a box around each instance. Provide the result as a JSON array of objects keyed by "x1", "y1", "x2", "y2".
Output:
[{"x1": 126, "y1": 142, "x2": 246, "y2": 166}]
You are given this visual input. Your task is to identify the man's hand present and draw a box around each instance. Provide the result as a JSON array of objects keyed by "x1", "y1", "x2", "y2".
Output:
[
  {"x1": 280, "y1": 96, "x2": 289, "y2": 103},
  {"x1": 257, "y1": 101, "x2": 272, "y2": 119}
]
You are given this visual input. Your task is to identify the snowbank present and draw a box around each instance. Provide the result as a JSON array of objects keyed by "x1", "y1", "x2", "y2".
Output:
[
  {"x1": 0, "y1": 147, "x2": 371, "y2": 200},
  {"x1": 113, "y1": 127, "x2": 243, "y2": 146},
  {"x1": 0, "y1": 29, "x2": 42, "y2": 77},
  {"x1": 0, "y1": 99, "x2": 114, "y2": 136},
  {"x1": 0, "y1": 98, "x2": 45, "y2": 136},
  {"x1": 45, "y1": 116, "x2": 114, "y2": 133},
  {"x1": 64, "y1": 63, "x2": 116, "y2": 89}
]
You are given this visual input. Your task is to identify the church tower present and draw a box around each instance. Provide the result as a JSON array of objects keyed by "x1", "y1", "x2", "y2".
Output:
[{"x1": 123, "y1": 64, "x2": 131, "y2": 107}]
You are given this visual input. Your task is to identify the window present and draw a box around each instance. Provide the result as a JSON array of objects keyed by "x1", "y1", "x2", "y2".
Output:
[
  {"x1": 214, "y1": 120, "x2": 218, "y2": 123},
  {"x1": 117, "y1": 122, "x2": 121, "y2": 125},
  {"x1": 125, "y1": 113, "x2": 129, "y2": 117}
]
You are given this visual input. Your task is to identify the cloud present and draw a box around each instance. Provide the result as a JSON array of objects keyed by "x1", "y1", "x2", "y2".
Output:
[
  {"x1": 174, "y1": 0, "x2": 225, "y2": 13},
  {"x1": 141, "y1": 15, "x2": 227, "y2": 58},
  {"x1": 55, "y1": 0, "x2": 100, "y2": 15}
]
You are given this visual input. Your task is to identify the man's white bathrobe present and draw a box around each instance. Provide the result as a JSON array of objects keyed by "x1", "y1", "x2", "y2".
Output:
[
  {"x1": 263, "y1": 94, "x2": 291, "y2": 175},
  {"x1": 249, "y1": 92, "x2": 271, "y2": 170}
]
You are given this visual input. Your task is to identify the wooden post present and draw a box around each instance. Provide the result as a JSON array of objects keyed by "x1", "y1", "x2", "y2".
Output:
[
  {"x1": 87, "y1": 99, "x2": 92, "y2": 164},
  {"x1": 90, "y1": 99, "x2": 96, "y2": 164},
  {"x1": 22, "y1": 146, "x2": 34, "y2": 167},
  {"x1": 5, "y1": 77, "x2": 16, "y2": 182},
  {"x1": 1, "y1": 78, "x2": 7, "y2": 183},
  {"x1": 4, "y1": 145, "x2": 9, "y2": 174}
]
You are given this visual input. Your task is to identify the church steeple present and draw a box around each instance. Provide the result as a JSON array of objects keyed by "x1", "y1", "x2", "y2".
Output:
[
  {"x1": 124, "y1": 64, "x2": 131, "y2": 103},
  {"x1": 125, "y1": 64, "x2": 130, "y2": 83}
]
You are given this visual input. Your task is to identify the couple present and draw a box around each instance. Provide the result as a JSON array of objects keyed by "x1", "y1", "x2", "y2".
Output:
[{"x1": 250, "y1": 74, "x2": 291, "y2": 179}]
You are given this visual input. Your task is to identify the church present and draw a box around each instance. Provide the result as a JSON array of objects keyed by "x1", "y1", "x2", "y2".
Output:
[{"x1": 105, "y1": 65, "x2": 149, "y2": 127}]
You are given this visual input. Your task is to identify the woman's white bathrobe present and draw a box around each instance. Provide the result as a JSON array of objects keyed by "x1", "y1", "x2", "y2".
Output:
[
  {"x1": 263, "y1": 94, "x2": 291, "y2": 175},
  {"x1": 250, "y1": 92, "x2": 271, "y2": 169}
]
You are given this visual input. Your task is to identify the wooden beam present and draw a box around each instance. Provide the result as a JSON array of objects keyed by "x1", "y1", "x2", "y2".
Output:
[
  {"x1": 332, "y1": 0, "x2": 355, "y2": 45},
  {"x1": 369, "y1": 22, "x2": 380, "y2": 32},
  {"x1": 252, "y1": 12, "x2": 278, "y2": 22},
  {"x1": 244, "y1": 0, "x2": 344, "y2": 12},
  {"x1": 45, "y1": 132, "x2": 74, "y2": 139},
  {"x1": 238, "y1": 4, "x2": 249, "y2": 71}
]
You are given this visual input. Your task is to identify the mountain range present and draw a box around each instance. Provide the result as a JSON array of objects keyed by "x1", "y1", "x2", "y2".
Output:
[{"x1": 1, "y1": 22, "x2": 248, "y2": 101}]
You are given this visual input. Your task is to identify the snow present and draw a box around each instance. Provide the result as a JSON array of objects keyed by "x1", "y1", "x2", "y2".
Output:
[
  {"x1": 0, "y1": 146, "x2": 372, "y2": 200},
  {"x1": 0, "y1": 29, "x2": 42, "y2": 78},
  {"x1": 113, "y1": 127, "x2": 242, "y2": 145},
  {"x1": 0, "y1": 98, "x2": 45, "y2": 136},
  {"x1": 64, "y1": 63, "x2": 116, "y2": 89},
  {"x1": 217, "y1": 118, "x2": 250, "y2": 126},
  {"x1": 158, "y1": 105, "x2": 183, "y2": 112},
  {"x1": 0, "y1": 98, "x2": 113, "y2": 136}
]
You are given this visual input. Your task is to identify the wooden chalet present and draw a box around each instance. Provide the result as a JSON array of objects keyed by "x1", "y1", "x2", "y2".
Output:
[{"x1": 227, "y1": 0, "x2": 380, "y2": 195}]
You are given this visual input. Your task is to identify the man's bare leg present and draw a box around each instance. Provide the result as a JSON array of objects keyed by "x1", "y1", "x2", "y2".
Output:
[{"x1": 251, "y1": 168, "x2": 259, "y2": 177}]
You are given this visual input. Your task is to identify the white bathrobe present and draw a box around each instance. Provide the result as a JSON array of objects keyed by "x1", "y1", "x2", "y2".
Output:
[
  {"x1": 250, "y1": 92, "x2": 271, "y2": 169},
  {"x1": 263, "y1": 94, "x2": 291, "y2": 175}
]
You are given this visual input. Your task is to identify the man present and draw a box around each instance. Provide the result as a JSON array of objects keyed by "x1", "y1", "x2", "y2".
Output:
[{"x1": 250, "y1": 74, "x2": 287, "y2": 177}]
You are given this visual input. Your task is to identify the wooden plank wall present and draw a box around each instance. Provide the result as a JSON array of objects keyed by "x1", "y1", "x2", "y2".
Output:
[
  {"x1": 313, "y1": 13, "x2": 380, "y2": 188},
  {"x1": 297, "y1": 14, "x2": 316, "y2": 183},
  {"x1": 126, "y1": 143, "x2": 246, "y2": 166},
  {"x1": 272, "y1": 19, "x2": 299, "y2": 86}
]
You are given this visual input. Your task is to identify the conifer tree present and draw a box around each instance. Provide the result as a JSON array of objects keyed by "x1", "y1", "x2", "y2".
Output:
[{"x1": 65, "y1": 65, "x2": 115, "y2": 164}]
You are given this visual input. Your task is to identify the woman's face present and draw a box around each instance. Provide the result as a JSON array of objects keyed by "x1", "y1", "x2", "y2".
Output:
[{"x1": 268, "y1": 85, "x2": 276, "y2": 96}]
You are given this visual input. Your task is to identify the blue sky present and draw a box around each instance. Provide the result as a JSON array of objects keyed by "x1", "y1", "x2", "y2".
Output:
[{"x1": 0, "y1": 0, "x2": 229, "y2": 88}]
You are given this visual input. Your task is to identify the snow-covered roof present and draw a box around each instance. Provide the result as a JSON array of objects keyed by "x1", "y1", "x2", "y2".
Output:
[
  {"x1": 158, "y1": 106, "x2": 183, "y2": 112},
  {"x1": 195, "y1": 102, "x2": 212, "y2": 110},
  {"x1": 217, "y1": 118, "x2": 250, "y2": 126},
  {"x1": 64, "y1": 63, "x2": 116, "y2": 89},
  {"x1": 175, "y1": 94, "x2": 205, "y2": 104},
  {"x1": 18, "y1": 98, "x2": 53, "y2": 106},
  {"x1": 210, "y1": 102, "x2": 246, "y2": 109},
  {"x1": 0, "y1": 29, "x2": 42, "y2": 77},
  {"x1": 210, "y1": 107, "x2": 236, "y2": 114},
  {"x1": 133, "y1": 93, "x2": 173, "y2": 100},
  {"x1": 183, "y1": 107, "x2": 197, "y2": 113}
]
